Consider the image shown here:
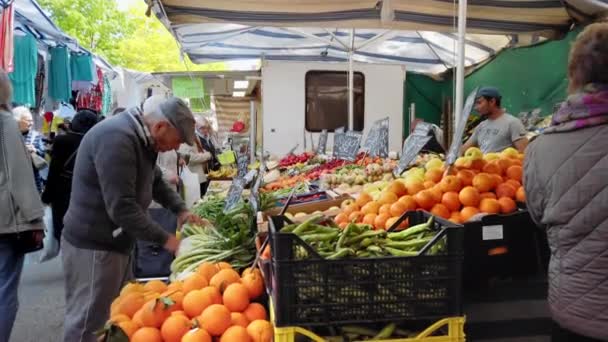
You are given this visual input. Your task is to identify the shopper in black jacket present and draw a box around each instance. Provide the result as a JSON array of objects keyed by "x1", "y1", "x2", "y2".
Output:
[{"x1": 41, "y1": 110, "x2": 97, "y2": 244}]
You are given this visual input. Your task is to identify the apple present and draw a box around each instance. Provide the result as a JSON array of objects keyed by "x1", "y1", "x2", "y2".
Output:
[
  {"x1": 455, "y1": 156, "x2": 473, "y2": 169},
  {"x1": 425, "y1": 158, "x2": 444, "y2": 171},
  {"x1": 328, "y1": 206, "x2": 340, "y2": 211},
  {"x1": 341, "y1": 199, "x2": 355, "y2": 209},
  {"x1": 465, "y1": 147, "x2": 483, "y2": 160},
  {"x1": 501, "y1": 147, "x2": 519, "y2": 159},
  {"x1": 483, "y1": 153, "x2": 500, "y2": 161}
]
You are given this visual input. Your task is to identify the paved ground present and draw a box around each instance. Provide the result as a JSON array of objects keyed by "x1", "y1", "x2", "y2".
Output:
[{"x1": 11, "y1": 256, "x2": 65, "y2": 342}]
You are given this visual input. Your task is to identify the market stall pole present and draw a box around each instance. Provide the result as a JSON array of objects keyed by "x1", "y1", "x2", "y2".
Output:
[
  {"x1": 250, "y1": 99, "x2": 256, "y2": 162},
  {"x1": 454, "y1": 0, "x2": 468, "y2": 127},
  {"x1": 348, "y1": 29, "x2": 355, "y2": 131}
]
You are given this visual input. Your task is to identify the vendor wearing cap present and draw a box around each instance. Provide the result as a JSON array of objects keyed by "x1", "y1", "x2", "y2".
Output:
[
  {"x1": 61, "y1": 96, "x2": 206, "y2": 342},
  {"x1": 461, "y1": 87, "x2": 528, "y2": 154}
]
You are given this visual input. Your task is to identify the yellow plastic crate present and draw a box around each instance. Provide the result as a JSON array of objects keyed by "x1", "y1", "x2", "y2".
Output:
[{"x1": 273, "y1": 317, "x2": 466, "y2": 342}]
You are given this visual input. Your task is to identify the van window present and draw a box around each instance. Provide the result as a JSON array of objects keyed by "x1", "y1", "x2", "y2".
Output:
[{"x1": 305, "y1": 71, "x2": 365, "y2": 132}]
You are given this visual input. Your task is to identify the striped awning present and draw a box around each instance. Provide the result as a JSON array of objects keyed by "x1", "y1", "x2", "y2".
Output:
[
  {"x1": 213, "y1": 96, "x2": 251, "y2": 142},
  {"x1": 152, "y1": 0, "x2": 607, "y2": 74}
]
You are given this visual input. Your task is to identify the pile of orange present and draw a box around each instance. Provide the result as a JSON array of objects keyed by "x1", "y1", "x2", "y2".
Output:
[
  {"x1": 335, "y1": 149, "x2": 527, "y2": 228},
  {"x1": 104, "y1": 262, "x2": 272, "y2": 342}
]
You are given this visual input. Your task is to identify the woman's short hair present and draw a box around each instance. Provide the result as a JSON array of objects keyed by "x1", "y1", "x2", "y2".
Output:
[{"x1": 568, "y1": 22, "x2": 608, "y2": 93}]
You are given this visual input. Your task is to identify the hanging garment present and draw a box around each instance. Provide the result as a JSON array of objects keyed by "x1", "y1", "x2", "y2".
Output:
[
  {"x1": 0, "y1": 2, "x2": 14, "y2": 72},
  {"x1": 70, "y1": 53, "x2": 93, "y2": 82},
  {"x1": 76, "y1": 67, "x2": 102, "y2": 111},
  {"x1": 34, "y1": 53, "x2": 45, "y2": 110},
  {"x1": 101, "y1": 74, "x2": 112, "y2": 116},
  {"x1": 49, "y1": 46, "x2": 71, "y2": 103},
  {"x1": 9, "y1": 33, "x2": 37, "y2": 106}
]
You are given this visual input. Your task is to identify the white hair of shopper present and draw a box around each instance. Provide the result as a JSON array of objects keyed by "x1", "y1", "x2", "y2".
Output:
[
  {"x1": 0, "y1": 68, "x2": 12, "y2": 111},
  {"x1": 12, "y1": 106, "x2": 32, "y2": 121},
  {"x1": 142, "y1": 95, "x2": 170, "y2": 123}
]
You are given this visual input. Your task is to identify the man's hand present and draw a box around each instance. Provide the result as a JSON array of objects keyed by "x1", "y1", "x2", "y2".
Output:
[
  {"x1": 163, "y1": 235, "x2": 179, "y2": 253},
  {"x1": 177, "y1": 210, "x2": 209, "y2": 229},
  {"x1": 26, "y1": 144, "x2": 36, "y2": 153}
]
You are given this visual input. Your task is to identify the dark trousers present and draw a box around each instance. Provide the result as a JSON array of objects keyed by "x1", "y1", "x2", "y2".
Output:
[
  {"x1": 552, "y1": 321, "x2": 603, "y2": 342},
  {"x1": 200, "y1": 181, "x2": 210, "y2": 197}
]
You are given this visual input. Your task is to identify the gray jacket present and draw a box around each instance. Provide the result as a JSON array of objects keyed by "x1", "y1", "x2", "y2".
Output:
[
  {"x1": 524, "y1": 124, "x2": 608, "y2": 340},
  {"x1": 63, "y1": 110, "x2": 187, "y2": 254},
  {"x1": 0, "y1": 110, "x2": 44, "y2": 235}
]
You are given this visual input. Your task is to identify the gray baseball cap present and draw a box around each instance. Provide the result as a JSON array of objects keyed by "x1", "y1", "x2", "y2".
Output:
[
  {"x1": 157, "y1": 97, "x2": 196, "y2": 145},
  {"x1": 477, "y1": 86, "x2": 502, "y2": 100}
]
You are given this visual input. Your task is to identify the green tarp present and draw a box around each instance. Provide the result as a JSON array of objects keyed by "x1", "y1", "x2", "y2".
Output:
[{"x1": 404, "y1": 27, "x2": 582, "y2": 135}]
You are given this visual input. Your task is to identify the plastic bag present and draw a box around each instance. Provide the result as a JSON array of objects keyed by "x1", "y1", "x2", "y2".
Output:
[
  {"x1": 27, "y1": 206, "x2": 59, "y2": 264},
  {"x1": 181, "y1": 167, "x2": 200, "y2": 209}
]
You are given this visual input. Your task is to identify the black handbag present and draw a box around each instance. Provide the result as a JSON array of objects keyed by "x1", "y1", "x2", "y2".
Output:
[{"x1": 3, "y1": 229, "x2": 44, "y2": 254}]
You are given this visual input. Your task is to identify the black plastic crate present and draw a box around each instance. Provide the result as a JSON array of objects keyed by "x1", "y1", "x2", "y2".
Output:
[
  {"x1": 268, "y1": 211, "x2": 464, "y2": 327},
  {"x1": 463, "y1": 210, "x2": 550, "y2": 289}
]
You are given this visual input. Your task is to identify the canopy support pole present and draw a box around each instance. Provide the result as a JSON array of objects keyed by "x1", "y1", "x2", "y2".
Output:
[
  {"x1": 348, "y1": 28, "x2": 355, "y2": 131},
  {"x1": 250, "y1": 100, "x2": 256, "y2": 162},
  {"x1": 455, "y1": 0, "x2": 468, "y2": 126}
]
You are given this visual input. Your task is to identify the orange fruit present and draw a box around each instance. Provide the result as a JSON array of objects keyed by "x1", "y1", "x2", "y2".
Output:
[
  {"x1": 220, "y1": 326, "x2": 252, "y2": 342},
  {"x1": 171, "y1": 310, "x2": 187, "y2": 317},
  {"x1": 341, "y1": 204, "x2": 359, "y2": 216},
  {"x1": 241, "y1": 272, "x2": 264, "y2": 300},
  {"x1": 117, "y1": 321, "x2": 139, "y2": 338},
  {"x1": 182, "y1": 274, "x2": 208, "y2": 294},
  {"x1": 161, "y1": 313, "x2": 192, "y2": 342},
  {"x1": 506, "y1": 165, "x2": 522, "y2": 182},
  {"x1": 439, "y1": 175, "x2": 463, "y2": 193},
  {"x1": 460, "y1": 206, "x2": 480, "y2": 222},
  {"x1": 338, "y1": 222, "x2": 348, "y2": 229},
  {"x1": 498, "y1": 197, "x2": 517, "y2": 214},
  {"x1": 223, "y1": 283, "x2": 250, "y2": 312},
  {"x1": 167, "y1": 281, "x2": 183, "y2": 292},
  {"x1": 414, "y1": 190, "x2": 436, "y2": 210},
  {"x1": 459, "y1": 187, "x2": 480, "y2": 207},
  {"x1": 385, "y1": 216, "x2": 408, "y2": 230},
  {"x1": 425, "y1": 168, "x2": 443, "y2": 183},
  {"x1": 199, "y1": 304, "x2": 232, "y2": 336},
  {"x1": 389, "y1": 201, "x2": 408, "y2": 217},
  {"x1": 362, "y1": 213, "x2": 378, "y2": 225},
  {"x1": 378, "y1": 192, "x2": 399, "y2": 205},
  {"x1": 144, "y1": 280, "x2": 168, "y2": 294},
  {"x1": 423, "y1": 180, "x2": 437, "y2": 189},
  {"x1": 247, "y1": 320, "x2": 274, "y2": 342},
  {"x1": 505, "y1": 179, "x2": 521, "y2": 190},
  {"x1": 231, "y1": 312, "x2": 250, "y2": 328},
  {"x1": 449, "y1": 212, "x2": 463, "y2": 224},
  {"x1": 131, "y1": 327, "x2": 162, "y2": 342},
  {"x1": 472, "y1": 173, "x2": 494, "y2": 193},
  {"x1": 509, "y1": 158, "x2": 523, "y2": 167},
  {"x1": 386, "y1": 181, "x2": 407, "y2": 197},
  {"x1": 496, "y1": 183, "x2": 517, "y2": 199},
  {"x1": 120, "y1": 283, "x2": 144, "y2": 296},
  {"x1": 428, "y1": 186, "x2": 444, "y2": 203},
  {"x1": 406, "y1": 181, "x2": 426, "y2": 196},
  {"x1": 398, "y1": 195, "x2": 417, "y2": 211},
  {"x1": 132, "y1": 308, "x2": 145, "y2": 327},
  {"x1": 348, "y1": 211, "x2": 364, "y2": 223},
  {"x1": 139, "y1": 299, "x2": 172, "y2": 328},
  {"x1": 441, "y1": 192, "x2": 461, "y2": 212},
  {"x1": 182, "y1": 328, "x2": 212, "y2": 342},
  {"x1": 457, "y1": 170, "x2": 475, "y2": 187},
  {"x1": 243, "y1": 303, "x2": 267, "y2": 322},
  {"x1": 197, "y1": 262, "x2": 221, "y2": 282},
  {"x1": 209, "y1": 269, "x2": 241, "y2": 293},
  {"x1": 497, "y1": 158, "x2": 512, "y2": 172},
  {"x1": 361, "y1": 201, "x2": 380, "y2": 215},
  {"x1": 483, "y1": 160, "x2": 503, "y2": 175},
  {"x1": 109, "y1": 314, "x2": 131, "y2": 324},
  {"x1": 355, "y1": 192, "x2": 373, "y2": 207},
  {"x1": 480, "y1": 192, "x2": 497, "y2": 200},
  {"x1": 489, "y1": 174, "x2": 503, "y2": 189},
  {"x1": 117, "y1": 292, "x2": 146, "y2": 318},
  {"x1": 378, "y1": 204, "x2": 391, "y2": 216},
  {"x1": 479, "y1": 198, "x2": 501, "y2": 214},
  {"x1": 516, "y1": 186, "x2": 526, "y2": 202},
  {"x1": 471, "y1": 159, "x2": 486, "y2": 171},
  {"x1": 334, "y1": 213, "x2": 348, "y2": 225},
  {"x1": 183, "y1": 290, "x2": 213, "y2": 318},
  {"x1": 216, "y1": 262, "x2": 233, "y2": 270},
  {"x1": 373, "y1": 213, "x2": 390, "y2": 230},
  {"x1": 430, "y1": 204, "x2": 451, "y2": 219}
]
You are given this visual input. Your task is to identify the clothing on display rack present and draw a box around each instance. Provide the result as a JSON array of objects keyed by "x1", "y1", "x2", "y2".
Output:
[
  {"x1": 76, "y1": 67, "x2": 103, "y2": 112},
  {"x1": 34, "y1": 53, "x2": 45, "y2": 110},
  {"x1": 102, "y1": 74, "x2": 112, "y2": 116},
  {"x1": 9, "y1": 33, "x2": 37, "y2": 106},
  {"x1": 49, "y1": 45, "x2": 72, "y2": 103},
  {"x1": 70, "y1": 53, "x2": 94, "y2": 82},
  {"x1": 0, "y1": 2, "x2": 14, "y2": 72}
]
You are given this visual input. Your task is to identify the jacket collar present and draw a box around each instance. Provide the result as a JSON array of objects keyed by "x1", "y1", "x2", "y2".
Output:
[{"x1": 126, "y1": 107, "x2": 154, "y2": 150}]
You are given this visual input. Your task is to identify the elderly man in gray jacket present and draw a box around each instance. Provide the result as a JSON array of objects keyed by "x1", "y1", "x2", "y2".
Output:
[
  {"x1": 61, "y1": 96, "x2": 204, "y2": 342},
  {"x1": 0, "y1": 69, "x2": 45, "y2": 342}
]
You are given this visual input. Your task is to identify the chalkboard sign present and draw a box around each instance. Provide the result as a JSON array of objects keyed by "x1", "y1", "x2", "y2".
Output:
[
  {"x1": 334, "y1": 131, "x2": 362, "y2": 161},
  {"x1": 224, "y1": 177, "x2": 246, "y2": 213},
  {"x1": 363, "y1": 117, "x2": 389, "y2": 157},
  {"x1": 316, "y1": 129, "x2": 328, "y2": 155},
  {"x1": 236, "y1": 153, "x2": 249, "y2": 178},
  {"x1": 446, "y1": 88, "x2": 479, "y2": 166},
  {"x1": 412, "y1": 122, "x2": 433, "y2": 136},
  {"x1": 248, "y1": 171, "x2": 263, "y2": 214},
  {"x1": 394, "y1": 135, "x2": 432, "y2": 176}
]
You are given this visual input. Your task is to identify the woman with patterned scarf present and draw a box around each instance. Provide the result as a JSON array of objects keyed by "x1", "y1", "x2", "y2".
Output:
[{"x1": 524, "y1": 22, "x2": 608, "y2": 342}]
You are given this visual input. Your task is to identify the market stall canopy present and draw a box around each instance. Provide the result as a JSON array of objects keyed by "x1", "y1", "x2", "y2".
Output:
[{"x1": 150, "y1": 0, "x2": 607, "y2": 74}]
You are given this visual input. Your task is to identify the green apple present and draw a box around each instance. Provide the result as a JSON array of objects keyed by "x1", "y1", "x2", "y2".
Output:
[
  {"x1": 464, "y1": 147, "x2": 483, "y2": 160},
  {"x1": 483, "y1": 153, "x2": 500, "y2": 161},
  {"x1": 501, "y1": 147, "x2": 519, "y2": 159},
  {"x1": 425, "y1": 158, "x2": 444, "y2": 171}
]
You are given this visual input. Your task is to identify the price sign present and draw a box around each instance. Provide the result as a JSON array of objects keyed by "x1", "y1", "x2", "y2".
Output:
[
  {"x1": 316, "y1": 129, "x2": 328, "y2": 155},
  {"x1": 364, "y1": 117, "x2": 389, "y2": 157},
  {"x1": 224, "y1": 177, "x2": 246, "y2": 213},
  {"x1": 394, "y1": 135, "x2": 432, "y2": 176},
  {"x1": 248, "y1": 171, "x2": 263, "y2": 214},
  {"x1": 412, "y1": 122, "x2": 433, "y2": 136},
  {"x1": 446, "y1": 88, "x2": 479, "y2": 166},
  {"x1": 236, "y1": 152, "x2": 249, "y2": 178},
  {"x1": 334, "y1": 130, "x2": 362, "y2": 161}
]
